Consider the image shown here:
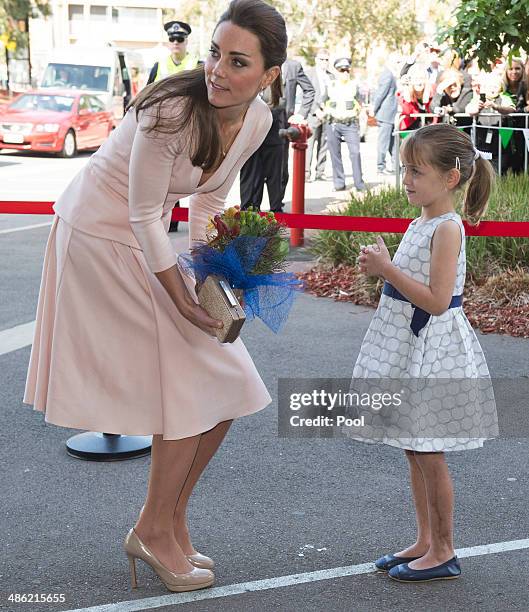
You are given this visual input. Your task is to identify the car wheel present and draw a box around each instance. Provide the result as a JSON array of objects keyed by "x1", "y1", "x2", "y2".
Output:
[{"x1": 59, "y1": 130, "x2": 77, "y2": 158}]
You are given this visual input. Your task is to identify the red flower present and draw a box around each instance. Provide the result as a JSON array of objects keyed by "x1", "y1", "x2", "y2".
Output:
[{"x1": 213, "y1": 215, "x2": 229, "y2": 237}]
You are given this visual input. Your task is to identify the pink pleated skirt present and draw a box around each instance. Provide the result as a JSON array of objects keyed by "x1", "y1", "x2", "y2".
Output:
[{"x1": 23, "y1": 216, "x2": 272, "y2": 439}]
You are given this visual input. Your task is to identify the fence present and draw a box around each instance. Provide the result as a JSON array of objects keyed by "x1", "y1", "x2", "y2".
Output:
[{"x1": 394, "y1": 112, "x2": 529, "y2": 189}]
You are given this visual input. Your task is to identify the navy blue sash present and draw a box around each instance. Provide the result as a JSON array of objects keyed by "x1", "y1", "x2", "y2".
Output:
[{"x1": 382, "y1": 281, "x2": 463, "y2": 337}]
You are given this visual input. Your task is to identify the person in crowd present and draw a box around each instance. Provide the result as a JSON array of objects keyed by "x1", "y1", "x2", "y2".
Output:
[
  {"x1": 500, "y1": 57, "x2": 529, "y2": 174},
  {"x1": 397, "y1": 67, "x2": 434, "y2": 132},
  {"x1": 239, "y1": 85, "x2": 285, "y2": 211},
  {"x1": 401, "y1": 42, "x2": 442, "y2": 85},
  {"x1": 147, "y1": 21, "x2": 198, "y2": 85},
  {"x1": 146, "y1": 20, "x2": 200, "y2": 231},
  {"x1": 324, "y1": 57, "x2": 366, "y2": 191},
  {"x1": 240, "y1": 57, "x2": 313, "y2": 213},
  {"x1": 460, "y1": 57, "x2": 479, "y2": 88},
  {"x1": 466, "y1": 74, "x2": 512, "y2": 174},
  {"x1": 431, "y1": 69, "x2": 473, "y2": 128},
  {"x1": 352, "y1": 123, "x2": 497, "y2": 583},
  {"x1": 305, "y1": 49, "x2": 334, "y2": 182},
  {"x1": 24, "y1": 0, "x2": 287, "y2": 594},
  {"x1": 279, "y1": 57, "x2": 315, "y2": 203},
  {"x1": 372, "y1": 57, "x2": 398, "y2": 175}
]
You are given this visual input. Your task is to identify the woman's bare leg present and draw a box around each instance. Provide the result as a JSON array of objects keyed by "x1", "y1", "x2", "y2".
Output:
[
  {"x1": 173, "y1": 420, "x2": 233, "y2": 554},
  {"x1": 408, "y1": 451, "x2": 455, "y2": 569},
  {"x1": 134, "y1": 433, "x2": 201, "y2": 573},
  {"x1": 395, "y1": 450, "x2": 431, "y2": 557}
]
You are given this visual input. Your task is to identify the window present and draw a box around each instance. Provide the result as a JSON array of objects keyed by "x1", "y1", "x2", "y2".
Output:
[
  {"x1": 90, "y1": 6, "x2": 107, "y2": 21},
  {"x1": 89, "y1": 96, "x2": 105, "y2": 112},
  {"x1": 11, "y1": 94, "x2": 75, "y2": 113},
  {"x1": 68, "y1": 4, "x2": 83, "y2": 21},
  {"x1": 111, "y1": 7, "x2": 157, "y2": 27},
  {"x1": 41, "y1": 63, "x2": 111, "y2": 92},
  {"x1": 69, "y1": 4, "x2": 84, "y2": 36},
  {"x1": 79, "y1": 96, "x2": 91, "y2": 111}
]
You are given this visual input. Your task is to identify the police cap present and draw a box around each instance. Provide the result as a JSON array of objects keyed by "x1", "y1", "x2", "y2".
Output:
[
  {"x1": 334, "y1": 57, "x2": 352, "y2": 70},
  {"x1": 164, "y1": 21, "x2": 192, "y2": 38}
]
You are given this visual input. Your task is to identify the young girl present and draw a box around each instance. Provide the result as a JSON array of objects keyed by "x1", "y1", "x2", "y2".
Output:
[{"x1": 352, "y1": 124, "x2": 498, "y2": 582}]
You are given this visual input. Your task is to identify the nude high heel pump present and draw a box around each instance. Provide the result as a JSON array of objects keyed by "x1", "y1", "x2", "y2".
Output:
[
  {"x1": 124, "y1": 528, "x2": 215, "y2": 592},
  {"x1": 187, "y1": 552, "x2": 215, "y2": 570},
  {"x1": 138, "y1": 505, "x2": 215, "y2": 570}
]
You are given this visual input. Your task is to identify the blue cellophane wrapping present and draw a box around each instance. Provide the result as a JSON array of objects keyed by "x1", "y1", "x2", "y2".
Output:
[{"x1": 178, "y1": 236, "x2": 303, "y2": 333}]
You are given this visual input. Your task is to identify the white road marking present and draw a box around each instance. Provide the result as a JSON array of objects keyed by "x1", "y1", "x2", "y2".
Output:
[
  {"x1": 0, "y1": 221, "x2": 52, "y2": 234},
  {"x1": 0, "y1": 321, "x2": 35, "y2": 356},
  {"x1": 62, "y1": 538, "x2": 529, "y2": 612}
]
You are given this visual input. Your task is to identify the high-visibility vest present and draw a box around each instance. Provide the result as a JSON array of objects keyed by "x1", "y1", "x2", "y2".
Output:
[
  {"x1": 325, "y1": 80, "x2": 361, "y2": 123},
  {"x1": 154, "y1": 53, "x2": 198, "y2": 81}
]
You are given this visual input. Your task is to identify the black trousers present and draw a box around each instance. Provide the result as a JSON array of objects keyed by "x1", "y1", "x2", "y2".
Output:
[
  {"x1": 306, "y1": 121, "x2": 328, "y2": 178},
  {"x1": 280, "y1": 141, "x2": 289, "y2": 202},
  {"x1": 240, "y1": 144, "x2": 284, "y2": 212},
  {"x1": 169, "y1": 200, "x2": 180, "y2": 232}
]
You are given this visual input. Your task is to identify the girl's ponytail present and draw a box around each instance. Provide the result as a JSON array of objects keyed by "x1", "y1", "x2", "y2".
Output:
[
  {"x1": 401, "y1": 124, "x2": 496, "y2": 226},
  {"x1": 463, "y1": 156, "x2": 495, "y2": 226}
]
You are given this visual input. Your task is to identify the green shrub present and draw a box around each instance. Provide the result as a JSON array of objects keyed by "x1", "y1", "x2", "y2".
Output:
[{"x1": 310, "y1": 174, "x2": 529, "y2": 279}]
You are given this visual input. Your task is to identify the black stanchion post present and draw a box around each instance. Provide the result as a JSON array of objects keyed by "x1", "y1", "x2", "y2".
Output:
[
  {"x1": 395, "y1": 115, "x2": 401, "y2": 191},
  {"x1": 523, "y1": 113, "x2": 529, "y2": 174},
  {"x1": 498, "y1": 115, "x2": 502, "y2": 175},
  {"x1": 66, "y1": 432, "x2": 152, "y2": 461}
]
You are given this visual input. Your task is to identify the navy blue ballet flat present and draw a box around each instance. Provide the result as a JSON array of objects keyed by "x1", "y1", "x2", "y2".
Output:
[
  {"x1": 374, "y1": 553, "x2": 422, "y2": 572},
  {"x1": 388, "y1": 556, "x2": 461, "y2": 582}
]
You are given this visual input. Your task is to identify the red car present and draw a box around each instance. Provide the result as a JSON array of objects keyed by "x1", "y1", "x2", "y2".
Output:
[{"x1": 0, "y1": 89, "x2": 113, "y2": 158}]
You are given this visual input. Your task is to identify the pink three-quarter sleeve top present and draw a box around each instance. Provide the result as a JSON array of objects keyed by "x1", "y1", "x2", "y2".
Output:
[{"x1": 53, "y1": 95, "x2": 273, "y2": 272}]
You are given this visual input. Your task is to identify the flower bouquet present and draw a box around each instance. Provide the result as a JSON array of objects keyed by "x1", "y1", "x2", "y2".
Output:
[{"x1": 179, "y1": 206, "x2": 303, "y2": 343}]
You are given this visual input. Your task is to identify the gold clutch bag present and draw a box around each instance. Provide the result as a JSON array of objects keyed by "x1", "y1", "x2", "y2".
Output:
[{"x1": 197, "y1": 275, "x2": 246, "y2": 343}]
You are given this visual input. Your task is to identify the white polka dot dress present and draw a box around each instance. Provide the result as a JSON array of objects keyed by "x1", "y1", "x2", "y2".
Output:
[{"x1": 348, "y1": 212, "x2": 498, "y2": 452}]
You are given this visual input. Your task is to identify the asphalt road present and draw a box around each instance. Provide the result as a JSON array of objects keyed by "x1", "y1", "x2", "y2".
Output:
[{"x1": 1, "y1": 216, "x2": 529, "y2": 612}]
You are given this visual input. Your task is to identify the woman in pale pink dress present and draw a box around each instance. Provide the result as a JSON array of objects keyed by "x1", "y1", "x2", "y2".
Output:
[{"x1": 24, "y1": 0, "x2": 287, "y2": 593}]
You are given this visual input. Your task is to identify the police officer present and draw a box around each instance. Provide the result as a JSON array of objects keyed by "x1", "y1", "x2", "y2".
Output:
[
  {"x1": 147, "y1": 21, "x2": 198, "y2": 85},
  {"x1": 147, "y1": 20, "x2": 198, "y2": 231},
  {"x1": 324, "y1": 58, "x2": 366, "y2": 192}
]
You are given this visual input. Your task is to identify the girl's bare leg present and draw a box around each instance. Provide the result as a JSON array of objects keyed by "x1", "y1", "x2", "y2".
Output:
[
  {"x1": 408, "y1": 451, "x2": 456, "y2": 569},
  {"x1": 395, "y1": 450, "x2": 431, "y2": 557}
]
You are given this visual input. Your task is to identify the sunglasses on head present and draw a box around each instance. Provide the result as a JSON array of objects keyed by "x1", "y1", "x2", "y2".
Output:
[{"x1": 169, "y1": 35, "x2": 186, "y2": 43}]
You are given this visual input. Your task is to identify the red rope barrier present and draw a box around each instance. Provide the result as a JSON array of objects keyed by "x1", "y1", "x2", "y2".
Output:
[{"x1": 2, "y1": 201, "x2": 529, "y2": 237}]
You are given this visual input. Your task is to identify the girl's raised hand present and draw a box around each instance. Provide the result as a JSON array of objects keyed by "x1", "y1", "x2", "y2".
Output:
[{"x1": 357, "y1": 236, "x2": 391, "y2": 277}]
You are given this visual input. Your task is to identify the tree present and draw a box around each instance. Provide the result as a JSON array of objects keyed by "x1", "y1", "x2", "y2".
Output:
[
  {"x1": 321, "y1": 0, "x2": 419, "y2": 63},
  {"x1": 167, "y1": 0, "x2": 419, "y2": 65},
  {"x1": 440, "y1": 0, "x2": 529, "y2": 67},
  {"x1": 0, "y1": 0, "x2": 50, "y2": 51}
]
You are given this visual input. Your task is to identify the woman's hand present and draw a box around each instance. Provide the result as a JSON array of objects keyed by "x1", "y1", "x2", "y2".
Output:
[
  {"x1": 153, "y1": 266, "x2": 222, "y2": 336},
  {"x1": 180, "y1": 292, "x2": 223, "y2": 336},
  {"x1": 357, "y1": 236, "x2": 392, "y2": 277}
]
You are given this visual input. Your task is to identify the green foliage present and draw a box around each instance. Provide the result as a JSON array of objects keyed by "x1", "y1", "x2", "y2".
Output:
[
  {"x1": 182, "y1": 0, "x2": 419, "y2": 65},
  {"x1": 202, "y1": 207, "x2": 289, "y2": 275},
  {"x1": 0, "y1": 0, "x2": 50, "y2": 51},
  {"x1": 311, "y1": 175, "x2": 529, "y2": 279},
  {"x1": 440, "y1": 0, "x2": 529, "y2": 66},
  {"x1": 327, "y1": 0, "x2": 420, "y2": 62}
]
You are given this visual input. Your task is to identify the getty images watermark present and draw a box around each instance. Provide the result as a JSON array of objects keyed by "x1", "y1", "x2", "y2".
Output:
[
  {"x1": 288, "y1": 388, "x2": 402, "y2": 428},
  {"x1": 277, "y1": 378, "x2": 525, "y2": 440}
]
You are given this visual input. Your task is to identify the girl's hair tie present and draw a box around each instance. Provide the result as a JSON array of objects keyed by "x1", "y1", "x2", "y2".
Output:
[{"x1": 473, "y1": 147, "x2": 493, "y2": 161}]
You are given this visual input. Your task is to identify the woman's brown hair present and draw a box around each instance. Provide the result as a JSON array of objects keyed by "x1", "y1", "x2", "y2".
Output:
[
  {"x1": 129, "y1": 0, "x2": 287, "y2": 171},
  {"x1": 400, "y1": 124, "x2": 495, "y2": 225}
]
